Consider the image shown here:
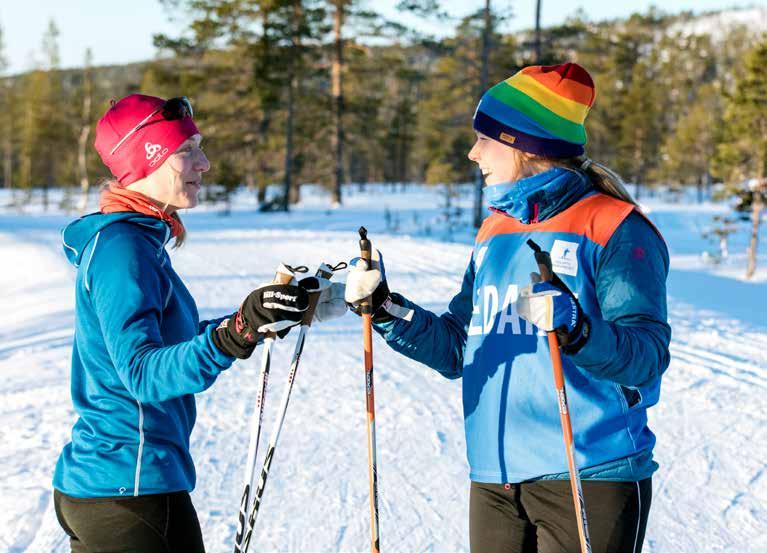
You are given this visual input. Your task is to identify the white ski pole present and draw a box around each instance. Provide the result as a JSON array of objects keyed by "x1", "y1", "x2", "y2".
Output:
[
  {"x1": 233, "y1": 263, "x2": 304, "y2": 553},
  {"x1": 240, "y1": 262, "x2": 345, "y2": 553}
]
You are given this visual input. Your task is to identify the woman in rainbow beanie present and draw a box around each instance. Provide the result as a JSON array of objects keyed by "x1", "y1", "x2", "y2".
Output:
[{"x1": 346, "y1": 63, "x2": 670, "y2": 552}]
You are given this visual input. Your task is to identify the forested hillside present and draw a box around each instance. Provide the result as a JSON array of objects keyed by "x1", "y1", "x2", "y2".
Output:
[{"x1": 1, "y1": 5, "x2": 765, "y2": 211}]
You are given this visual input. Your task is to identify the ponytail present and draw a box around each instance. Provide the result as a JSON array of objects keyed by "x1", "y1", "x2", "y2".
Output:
[{"x1": 574, "y1": 156, "x2": 639, "y2": 206}]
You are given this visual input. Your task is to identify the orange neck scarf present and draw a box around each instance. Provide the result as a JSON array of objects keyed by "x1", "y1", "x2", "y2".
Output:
[{"x1": 99, "y1": 186, "x2": 184, "y2": 238}]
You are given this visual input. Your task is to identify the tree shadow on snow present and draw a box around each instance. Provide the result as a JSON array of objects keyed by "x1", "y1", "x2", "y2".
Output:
[
  {"x1": 462, "y1": 314, "x2": 538, "y2": 482},
  {"x1": 667, "y1": 268, "x2": 767, "y2": 330}
]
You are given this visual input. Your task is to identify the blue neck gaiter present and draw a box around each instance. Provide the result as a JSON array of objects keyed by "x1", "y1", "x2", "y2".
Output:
[{"x1": 484, "y1": 167, "x2": 592, "y2": 224}]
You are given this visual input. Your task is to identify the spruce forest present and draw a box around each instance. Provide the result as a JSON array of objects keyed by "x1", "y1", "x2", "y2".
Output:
[{"x1": 1, "y1": 2, "x2": 765, "y2": 242}]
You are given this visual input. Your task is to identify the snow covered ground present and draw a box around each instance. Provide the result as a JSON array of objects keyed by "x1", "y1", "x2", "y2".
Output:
[{"x1": 0, "y1": 184, "x2": 765, "y2": 552}]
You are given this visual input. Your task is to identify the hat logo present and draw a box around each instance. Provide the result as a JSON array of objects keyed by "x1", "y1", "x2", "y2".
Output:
[
  {"x1": 499, "y1": 132, "x2": 516, "y2": 144},
  {"x1": 145, "y1": 142, "x2": 162, "y2": 159},
  {"x1": 145, "y1": 142, "x2": 169, "y2": 167}
]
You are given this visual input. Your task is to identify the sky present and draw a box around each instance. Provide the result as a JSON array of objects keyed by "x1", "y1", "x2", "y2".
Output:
[{"x1": 2, "y1": 0, "x2": 766, "y2": 75}]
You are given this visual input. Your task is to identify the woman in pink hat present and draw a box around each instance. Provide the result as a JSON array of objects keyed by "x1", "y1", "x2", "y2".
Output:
[{"x1": 52, "y1": 95, "x2": 339, "y2": 552}]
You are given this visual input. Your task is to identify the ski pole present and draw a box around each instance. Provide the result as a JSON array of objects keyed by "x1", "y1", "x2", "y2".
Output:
[
  {"x1": 526, "y1": 239, "x2": 592, "y2": 553},
  {"x1": 234, "y1": 263, "x2": 305, "y2": 553},
  {"x1": 239, "y1": 261, "x2": 346, "y2": 553},
  {"x1": 358, "y1": 227, "x2": 381, "y2": 553}
]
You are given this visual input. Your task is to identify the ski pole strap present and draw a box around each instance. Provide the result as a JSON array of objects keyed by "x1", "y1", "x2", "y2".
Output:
[
  {"x1": 381, "y1": 295, "x2": 414, "y2": 322},
  {"x1": 316, "y1": 261, "x2": 347, "y2": 280}
]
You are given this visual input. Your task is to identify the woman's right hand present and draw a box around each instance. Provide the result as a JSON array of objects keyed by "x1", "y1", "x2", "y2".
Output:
[
  {"x1": 213, "y1": 283, "x2": 309, "y2": 358},
  {"x1": 344, "y1": 249, "x2": 392, "y2": 321}
]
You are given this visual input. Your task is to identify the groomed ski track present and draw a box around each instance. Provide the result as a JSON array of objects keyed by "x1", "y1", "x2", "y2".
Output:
[{"x1": 1, "y1": 188, "x2": 765, "y2": 552}]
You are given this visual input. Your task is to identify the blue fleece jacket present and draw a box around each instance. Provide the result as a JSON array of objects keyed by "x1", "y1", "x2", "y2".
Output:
[
  {"x1": 376, "y1": 168, "x2": 671, "y2": 483},
  {"x1": 54, "y1": 212, "x2": 235, "y2": 498}
]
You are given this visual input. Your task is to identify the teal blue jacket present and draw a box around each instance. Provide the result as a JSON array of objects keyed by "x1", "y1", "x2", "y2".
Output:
[
  {"x1": 54, "y1": 212, "x2": 235, "y2": 497},
  {"x1": 376, "y1": 168, "x2": 671, "y2": 483}
]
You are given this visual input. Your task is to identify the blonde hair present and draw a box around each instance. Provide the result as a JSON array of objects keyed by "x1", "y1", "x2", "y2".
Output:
[
  {"x1": 170, "y1": 215, "x2": 186, "y2": 248},
  {"x1": 513, "y1": 150, "x2": 638, "y2": 206}
]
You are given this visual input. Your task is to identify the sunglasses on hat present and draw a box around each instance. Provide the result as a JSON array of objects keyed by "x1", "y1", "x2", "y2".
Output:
[{"x1": 109, "y1": 96, "x2": 194, "y2": 156}]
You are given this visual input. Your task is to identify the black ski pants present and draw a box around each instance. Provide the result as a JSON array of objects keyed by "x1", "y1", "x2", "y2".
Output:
[
  {"x1": 54, "y1": 489, "x2": 206, "y2": 553},
  {"x1": 470, "y1": 478, "x2": 652, "y2": 553}
]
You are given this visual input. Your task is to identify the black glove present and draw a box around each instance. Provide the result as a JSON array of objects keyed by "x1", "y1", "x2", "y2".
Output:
[{"x1": 213, "y1": 283, "x2": 309, "y2": 358}]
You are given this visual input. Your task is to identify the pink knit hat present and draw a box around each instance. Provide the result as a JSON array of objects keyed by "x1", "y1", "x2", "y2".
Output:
[{"x1": 94, "y1": 94, "x2": 199, "y2": 186}]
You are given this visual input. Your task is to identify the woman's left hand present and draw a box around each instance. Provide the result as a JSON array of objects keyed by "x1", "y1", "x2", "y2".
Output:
[
  {"x1": 315, "y1": 283, "x2": 348, "y2": 323},
  {"x1": 298, "y1": 277, "x2": 348, "y2": 323},
  {"x1": 516, "y1": 275, "x2": 589, "y2": 353}
]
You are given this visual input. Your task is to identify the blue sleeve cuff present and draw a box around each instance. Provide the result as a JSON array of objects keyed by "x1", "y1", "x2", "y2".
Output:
[
  {"x1": 202, "y1": 321, "x2": 238, "y2": 367},
  {"x1": 372, "y1": 293, "x2": 420, "y2": 336}
]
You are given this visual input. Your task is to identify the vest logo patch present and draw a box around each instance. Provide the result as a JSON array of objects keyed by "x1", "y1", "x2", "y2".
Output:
[{"x1": 551, "y1": 240, "x2": 579, "y2": 276}]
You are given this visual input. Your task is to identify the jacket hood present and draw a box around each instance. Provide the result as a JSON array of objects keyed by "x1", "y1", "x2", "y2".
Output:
[{"x1": 61, "y1": 212, "x2": 171, "y2": 267}]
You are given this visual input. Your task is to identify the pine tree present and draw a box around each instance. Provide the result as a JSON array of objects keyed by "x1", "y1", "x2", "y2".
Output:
[
  {"x1": 155, "y1": 0, "x2": 329, "y2": 208},
  {"x1": 18, "y1": 20, "x2": 70, "y2": 209},
  {"x1": 473, "y1": 0, "x2": 492, "y2": 228},
  {"x1": 329, "y1": 0, "x2": 346, "y2": 206},
  {"x1": 279, "y1": 0, "x2": 326, "y2": 208},
  {"x1": 413, "y1": 9, "x2": 516, "y2": 188},
  {"x1": 616, "y1": 48, "x2": 665, "y2": 197},
  {"x1": 321, "y1": 0, "x2": 395, "y2": 204},
  {"x1": 573, "y1": 11, "x2": 661, "y2": 181},
  {"x1": 76, "y1": 49, "x2": 94, "y2": 211},
  {"x1": 713, "y1": 40, "x2": 767, "y2": 279},
  {"x1": 0, "y1": 21, "x2": 13, "y2": 193},
  {"x1": 660, "y1": 83, "x2": 721, "y2": 200}
]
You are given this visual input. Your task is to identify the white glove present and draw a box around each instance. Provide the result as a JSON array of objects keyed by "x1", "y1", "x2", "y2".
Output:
[
  {"x1": 516, "y1": 283, "x2": 560, "y2": 331},
  {"x1": 344, "y1": 249, "x2": 384, "y2": 306},
  {"x1": 314, "y1": 282, "x2": 348, "y2": 323},
  {"x1": 299, "y1": 276, "x2": 348, "y2": 324},
  {"x1": 516, "y1": 273, "x2": 584, "y2": 340}
]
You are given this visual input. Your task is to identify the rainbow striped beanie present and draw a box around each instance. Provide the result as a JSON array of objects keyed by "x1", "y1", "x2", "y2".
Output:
[{"x1": 472, "y1": 63, "x2": 596, "y2": 158}]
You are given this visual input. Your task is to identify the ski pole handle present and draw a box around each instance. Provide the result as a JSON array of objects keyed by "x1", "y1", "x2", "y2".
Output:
[
  {"x1": 315, "y1": 260, "x2": 347, "y2": 281},
  {"x1": 273, "y1": 263, "x2": 299, "y2": 285},
  {"x1": 358, "y1": 227, "x2": 373, "y2": 315},
  {"x1": 526, "y1": 239, "x2": 553, "y2": 282},
  {"x1": 316, "y1": 263, "x2": 334, "y2": 280},
  {"x1": 527, "y1": 239, "x2": 574, "y2": 293},
  {"x1": 300, "y1": 262, "x2": 342, "y2": 327}
]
